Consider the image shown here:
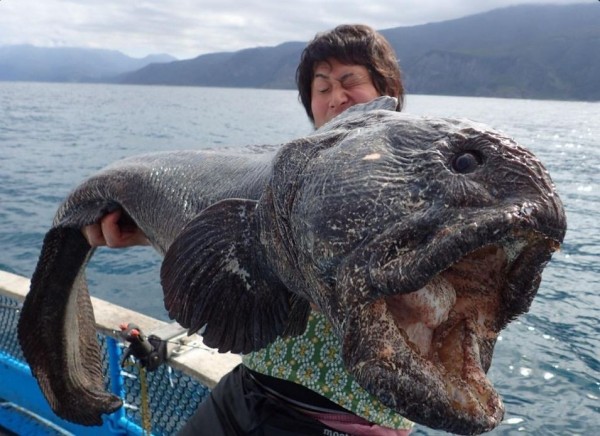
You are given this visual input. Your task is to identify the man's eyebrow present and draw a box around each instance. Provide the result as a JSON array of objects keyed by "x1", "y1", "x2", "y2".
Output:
[
  {"x1": 338, "y1": 72, "x2": 357, "y2": 82},
  {"x1": 314, "y1": 71, "x2": 358, "y2": 82}
]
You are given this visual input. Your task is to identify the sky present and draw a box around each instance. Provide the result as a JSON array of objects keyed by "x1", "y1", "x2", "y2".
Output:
[{"x1": 0, "y1": 0, "x2": 589, "y2": 60}]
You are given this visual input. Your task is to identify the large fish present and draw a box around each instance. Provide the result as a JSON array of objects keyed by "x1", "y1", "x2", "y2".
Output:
[{"x1": 18, "y1": 98, "x2": 566, "y2": 434}]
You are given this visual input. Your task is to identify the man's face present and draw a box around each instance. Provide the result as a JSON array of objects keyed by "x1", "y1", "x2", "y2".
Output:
[{"x1": 310, "y1": 58, "x2": 380, "y2": 128}]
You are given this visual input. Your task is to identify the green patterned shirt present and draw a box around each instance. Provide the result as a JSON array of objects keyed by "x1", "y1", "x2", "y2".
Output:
[{"x1": 242, "y1": 311, "x2": 413, "y2": 430}]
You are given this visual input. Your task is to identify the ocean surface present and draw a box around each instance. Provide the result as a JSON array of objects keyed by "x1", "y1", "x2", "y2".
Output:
[{"x1": 0, "y1": 82, "x2": 598, "y2": 435}]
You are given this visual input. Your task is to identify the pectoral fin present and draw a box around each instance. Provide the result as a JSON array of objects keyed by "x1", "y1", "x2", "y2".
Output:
[{"x1": 161, "y1": 199, "x2": 299, "y2": 354}]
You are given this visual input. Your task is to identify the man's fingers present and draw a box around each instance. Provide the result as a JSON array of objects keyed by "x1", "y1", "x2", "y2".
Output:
[
  {"x1": 81, "y1": 209, "x2": 149, "y2": 248},
  {"x1": 82, "y1": 223, "x2": 107, "y2": 246},
  {"x1": 102, "y1": 210, "x2": 150, "y2": 247},
  {"x1": 81, "y1": 210, "x2": 120, "y2": 247}
]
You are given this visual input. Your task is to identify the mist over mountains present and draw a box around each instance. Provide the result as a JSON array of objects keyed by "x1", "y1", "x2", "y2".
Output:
[{"x1": 1, "y1": 3, "x2": 598, "y2": 101}]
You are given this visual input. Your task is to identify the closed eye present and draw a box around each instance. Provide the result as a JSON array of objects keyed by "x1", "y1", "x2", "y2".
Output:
[
  {"x1": 313, "y1": 76, "x2": 332, "y2": 94},
  {"x1": 340, "y1": 73, "x2": 369, "y2": 89}
]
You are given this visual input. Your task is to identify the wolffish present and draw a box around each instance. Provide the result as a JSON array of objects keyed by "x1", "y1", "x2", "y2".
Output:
[{"x1": 18, "y1": 98, "x2": 566, "y2": 434}]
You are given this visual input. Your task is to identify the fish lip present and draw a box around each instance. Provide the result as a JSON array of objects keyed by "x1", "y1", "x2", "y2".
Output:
[
  {"x1": 366, "y1": 206, "x2": 563, "y2": 300},
  {"x1": 337, "y1": 209, "x2": 563, "y2": 433}
]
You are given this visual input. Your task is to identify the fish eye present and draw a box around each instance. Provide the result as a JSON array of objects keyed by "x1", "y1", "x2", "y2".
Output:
[{"x1": 451, "y1": 151, "x2": 482, "y2": 174}]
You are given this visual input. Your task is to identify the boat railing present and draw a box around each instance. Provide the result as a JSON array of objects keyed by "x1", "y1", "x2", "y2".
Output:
[{"x1": 0, "y1": 269, "x2": 241, "y2": 435}]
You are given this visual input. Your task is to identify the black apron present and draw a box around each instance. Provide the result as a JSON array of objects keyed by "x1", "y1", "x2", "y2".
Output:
[{"x1": 177, "y1": 364, "x2": 354, "y2": 436}]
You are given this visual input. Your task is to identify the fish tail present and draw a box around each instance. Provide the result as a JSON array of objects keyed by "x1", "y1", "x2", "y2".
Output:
[{"x1": 17, "y1": 226, "x2": 122, "y2": 425}]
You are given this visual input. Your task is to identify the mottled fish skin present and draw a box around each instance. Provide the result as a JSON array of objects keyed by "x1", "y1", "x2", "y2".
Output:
[{"x1": 19, "y1": 97, "x2": 566, "y2": 434}]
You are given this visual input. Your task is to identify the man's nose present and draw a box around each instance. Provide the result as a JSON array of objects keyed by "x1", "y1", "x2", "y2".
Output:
[{"x1": 329, "y1": 86, "x2": 349, "y2": 108}]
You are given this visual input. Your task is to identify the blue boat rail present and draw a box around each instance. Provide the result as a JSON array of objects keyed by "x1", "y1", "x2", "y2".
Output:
[{"x1": 0, "y1": 269, "x2": 241, "y2": 435}]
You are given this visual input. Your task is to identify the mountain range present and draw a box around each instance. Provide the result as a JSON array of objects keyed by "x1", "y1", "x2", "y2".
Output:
[
  {"x1": 1, "y1": 3, "x2": 598, "y2": 101},
  {"x1": 0, "y1": 45, "x2": 176, "y2": 82}
]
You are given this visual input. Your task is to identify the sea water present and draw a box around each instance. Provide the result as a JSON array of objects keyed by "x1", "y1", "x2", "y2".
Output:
[{"x1": 0, "y1": 82, "x2": 598, "y2": 434}]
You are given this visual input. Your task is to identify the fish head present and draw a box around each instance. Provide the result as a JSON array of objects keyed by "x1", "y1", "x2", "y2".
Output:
[{"x1": 259, "y1": 109, "x2": 566, "y2": 434}]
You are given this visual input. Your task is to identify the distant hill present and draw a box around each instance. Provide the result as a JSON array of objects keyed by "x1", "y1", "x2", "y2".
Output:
[
  {"x1": 115, "y1": 41, "x2": 303, "y2": 89},
  {"x1": 381, "y1": 3, "x2": 600, "y2": 101},
  {"x1": 0, "y1": 45, "x2": 176, "y2": 82},
  {"x1": 114, "y1": 3, "x2": 600, "y2": 101},
  {"x1": 1, "y1": 3, "x2": 598, "y2": 101}
]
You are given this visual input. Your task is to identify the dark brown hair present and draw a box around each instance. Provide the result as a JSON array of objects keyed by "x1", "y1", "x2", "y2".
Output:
[{"x1": 296, "y1": 24, "x2": 404, "y2": 122}]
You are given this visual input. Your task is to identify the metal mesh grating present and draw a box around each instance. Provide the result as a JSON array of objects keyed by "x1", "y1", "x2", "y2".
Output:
[
  {"x1": 121, "y1": 363, "x2": 210, "y2": 435},
  {"x1": 0, "y1": 295, "x2": 24, "y2": 361}
]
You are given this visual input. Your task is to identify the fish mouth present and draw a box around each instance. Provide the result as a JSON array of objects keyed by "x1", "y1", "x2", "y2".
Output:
[{"x1": 339, "y1": 213, "x2": 562, "y2": 434}]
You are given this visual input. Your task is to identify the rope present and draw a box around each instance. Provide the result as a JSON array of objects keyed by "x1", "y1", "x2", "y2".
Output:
[
  {"x1": 123, "y1": 360, "x2": 152, "y2": 435},
  {"x1": 138, "y1": 364, "x2": 152, "y2": 435}
]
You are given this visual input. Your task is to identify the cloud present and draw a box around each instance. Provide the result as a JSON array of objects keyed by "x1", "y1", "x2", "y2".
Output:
[{"x1": 0, "y1": 0, "x2": 587, "y2": 59}]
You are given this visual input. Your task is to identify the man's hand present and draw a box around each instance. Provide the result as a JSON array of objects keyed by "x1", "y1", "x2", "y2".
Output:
[{"x1": 82, "y1": 210, "x2": 150, "y2": 248}]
